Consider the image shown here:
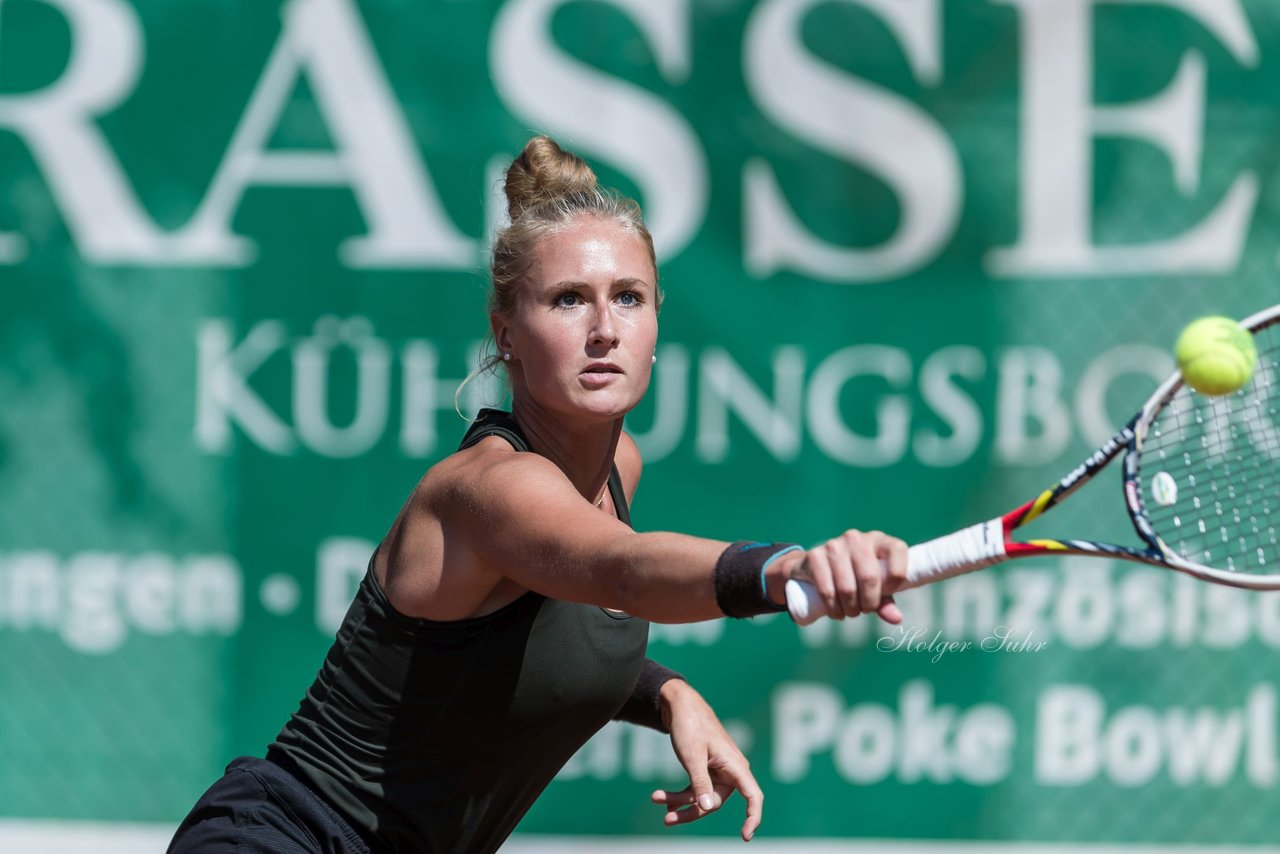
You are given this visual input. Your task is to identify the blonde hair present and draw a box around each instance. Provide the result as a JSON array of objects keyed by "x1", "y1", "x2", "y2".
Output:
[{"x1": 457, "y1": 136, "x2": 660, "y2": 413}]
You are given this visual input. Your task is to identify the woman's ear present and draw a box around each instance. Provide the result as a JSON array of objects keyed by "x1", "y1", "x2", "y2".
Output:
[{"x1": 491, "y1": 312, "x2": 514, "y2": 360}]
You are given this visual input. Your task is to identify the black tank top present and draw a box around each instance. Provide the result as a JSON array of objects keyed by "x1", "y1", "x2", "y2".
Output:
[{"x1": 269, "y1": 410, "x2": 649, "y2": 852}]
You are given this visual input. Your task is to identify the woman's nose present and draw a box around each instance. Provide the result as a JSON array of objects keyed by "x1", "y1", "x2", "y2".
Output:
[{"x1": 589, "y1": 304, "x2": 619, "y2": 346}]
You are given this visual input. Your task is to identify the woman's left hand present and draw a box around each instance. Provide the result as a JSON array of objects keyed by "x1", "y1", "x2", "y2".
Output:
[{"x1": 650, "y1": 679, "x2": 763, "y2": 841}]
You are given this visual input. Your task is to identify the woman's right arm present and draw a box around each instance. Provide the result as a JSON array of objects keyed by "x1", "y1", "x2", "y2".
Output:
[{"x1": 438, "y1": 447, "x2": 907, "y2": 624}]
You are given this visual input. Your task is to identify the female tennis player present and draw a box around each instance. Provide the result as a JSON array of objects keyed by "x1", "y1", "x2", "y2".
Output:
[{"x1": 168, "y1": 136, "x2": 908, "y2": 853}]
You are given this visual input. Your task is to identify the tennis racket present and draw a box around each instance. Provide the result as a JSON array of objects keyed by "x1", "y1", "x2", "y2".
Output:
[{"x1": 786, "y1": 303, "x2": 1280, "y2": 625}]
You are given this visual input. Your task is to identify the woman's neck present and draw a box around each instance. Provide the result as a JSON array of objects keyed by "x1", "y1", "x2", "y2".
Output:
[{"x1": 510, "y1": 398, "x2": 622, "y2": 503}]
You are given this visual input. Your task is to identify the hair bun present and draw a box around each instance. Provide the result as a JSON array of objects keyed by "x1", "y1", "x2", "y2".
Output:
[{"x1": 504, "y1": 136, "x2": 598, "y2": 221}]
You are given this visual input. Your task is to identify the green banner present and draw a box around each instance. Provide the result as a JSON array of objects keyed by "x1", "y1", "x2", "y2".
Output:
[{"x1": 2, "y1": 0, "x2": 1278, "y2": 846}]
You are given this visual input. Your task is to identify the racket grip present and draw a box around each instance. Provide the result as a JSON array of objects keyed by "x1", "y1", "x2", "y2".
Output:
[
  {"x1": 785, "y1": 566, "x2": 882, "y2": 626},
  {"x1": 784, "y1": 519, "x2": 1005, "y2": 625}
]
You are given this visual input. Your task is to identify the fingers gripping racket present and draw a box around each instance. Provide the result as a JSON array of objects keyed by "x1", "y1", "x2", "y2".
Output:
[{"x1": 787, "y1": 304, "x2": 1280, "y2": 625}]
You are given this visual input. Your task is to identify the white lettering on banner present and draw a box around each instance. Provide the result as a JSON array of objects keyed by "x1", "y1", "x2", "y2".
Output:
[
  {"x1": 769, "y1": 679, "x2": 1279, "y2": 787},
  {"x1": 995, "y1": 347, "x2": 1072, "y2": 466},
  {"x1": 0, "y1": 0, "x2": 1268, "y2": 277},
  {"x1": 772, "y1": 680, "x2": 1015, "y2": 785},
  {"x1": 743, "y1": 0, "x2": 961, "y2": 282},
  {"x1": 0, "y1": 0, "x2": 474, "y2": 267},
  {"x1": 196, "y1": 319, "x2": 296, "y2": 454},
  {"x1": 195, "y1": 318, "x2": 494, "y2": 458},
  {"x1": 1035, "y1": 683, "x2": 1277, "y2": 787},
  {"x1": 293, "y1": 318, "x2": 391, "y2": 458},
  {"x1": 490, "y1": 0, "x2": 707, "y2": 261},
  {"x1": 0, "y1": 540, "x2": 404, "y2": 650},
  {"x1": 0, "y1": 0, "x2": 171, "y2": 263},
  {"x1": 914, "y1": 346, "x2": 986, "y2": 466},
  {"x1": 989, "y1": 0, "x2": 1259, "y2": 276},
  {"x1": 806, "y1": 345, "x2": 911, "y2": 466},
  {"x1": 697, "y1": 347, "x2": 805, "y2": 463},
  {"x1": 195, "y1": 318, "x2": 1181, "y2": 465},
  {"x1": 0, "y1": 550, "x2": 241, "y2": 654},
  {"x1": 169, "y1": 0, "x2": 474, "y2": 267},
  {"x1": 679, "y1": 341, "x2": 1166, "y2": 467}
]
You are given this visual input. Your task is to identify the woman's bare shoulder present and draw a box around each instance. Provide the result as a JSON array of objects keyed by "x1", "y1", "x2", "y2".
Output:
[
  {"x1": 615, "y1": 431, "x2": 644, "y2": 498},
  {"x1": 414, "y1": 435, "x2": 564, "y2": 512}
]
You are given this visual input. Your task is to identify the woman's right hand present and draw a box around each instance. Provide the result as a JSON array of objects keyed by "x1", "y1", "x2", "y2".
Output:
[{"x1": 771, "y1": 530, "x2": 909, "y2": 622}]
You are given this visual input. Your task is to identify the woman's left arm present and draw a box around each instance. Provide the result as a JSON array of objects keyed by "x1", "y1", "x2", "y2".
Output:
[
  {"x1": 616, "y1": 441, "x2": 761, "y2": 837},
  {"x1": 651, "y1": 678, "x2": 763, "y2": 842}
]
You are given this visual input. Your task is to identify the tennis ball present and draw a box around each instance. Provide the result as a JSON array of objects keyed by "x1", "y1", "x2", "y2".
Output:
[{"x1": 1174, "y1": 316, "x2": 1257, "y2": 396}]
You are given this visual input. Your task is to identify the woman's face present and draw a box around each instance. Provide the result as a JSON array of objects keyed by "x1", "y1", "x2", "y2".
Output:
[{"x1": 495, "y1": 215, "x2": 659, "y2": 423}]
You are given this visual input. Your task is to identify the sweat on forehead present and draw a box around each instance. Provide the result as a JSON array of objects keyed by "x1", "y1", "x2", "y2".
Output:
[{"x1": 531, "y1": 217, "x2": 653, "y2": 277}]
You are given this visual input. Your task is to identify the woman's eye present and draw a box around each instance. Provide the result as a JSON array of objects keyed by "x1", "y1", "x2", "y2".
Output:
[
  {"x1": 618, "y1": 291, "x2": 641, "y2": 307},
  {"x1": 554, "y1": 292, "x2": 581, "y2": 307}
]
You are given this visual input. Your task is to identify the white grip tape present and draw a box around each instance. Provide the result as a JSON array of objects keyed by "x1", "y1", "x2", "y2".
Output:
[{"x1": 784, "y1": 518, "x2": 1006, "y2": 625}]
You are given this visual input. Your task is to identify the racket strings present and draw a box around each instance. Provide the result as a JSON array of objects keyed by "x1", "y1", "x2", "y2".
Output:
[{"x1": 1137, "y1": 319, "x2": 1280, "y2": 573}]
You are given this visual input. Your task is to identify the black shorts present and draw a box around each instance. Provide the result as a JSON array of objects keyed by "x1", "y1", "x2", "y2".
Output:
[{"x1": 168, "y1": 755, "x2": 379, "y2": 853}]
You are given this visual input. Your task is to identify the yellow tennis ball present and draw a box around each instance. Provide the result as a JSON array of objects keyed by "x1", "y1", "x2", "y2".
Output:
[{"x1": 1174, "y1": 316, "x2": 1257, "y2": 396}]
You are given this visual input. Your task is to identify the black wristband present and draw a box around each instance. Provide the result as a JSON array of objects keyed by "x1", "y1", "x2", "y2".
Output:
[
  {"x1": 614, "y1": 658, "x2": 685, "y2": 733},
  {"x1": 714, "y1": 541, "x2": 802, "y2": 618}
]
